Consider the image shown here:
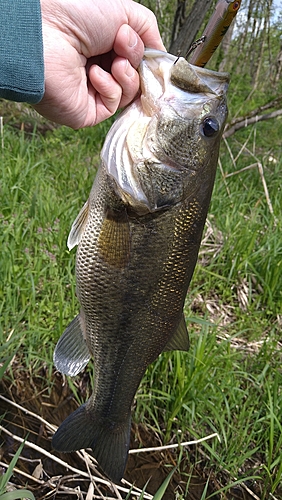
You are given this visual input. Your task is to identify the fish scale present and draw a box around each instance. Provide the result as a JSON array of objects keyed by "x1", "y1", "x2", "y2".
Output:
[{"x1": 52, "y1": 49, "x2": 229, "y2": 483}]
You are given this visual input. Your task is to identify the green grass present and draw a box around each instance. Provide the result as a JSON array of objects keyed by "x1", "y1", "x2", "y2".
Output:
[
  {"x1": 137, "y1": 322, "x2": 281, "y2": 493},
  {"x1": 0, "y1": 122, "x2": 108, "y2": 362},
  {"x1": 0, "y1": 107, "x2": 282, "y2": 498}
]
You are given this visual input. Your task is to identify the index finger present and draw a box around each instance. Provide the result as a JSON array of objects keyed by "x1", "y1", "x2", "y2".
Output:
[{"x1": 127, "y1": 2, "x2": 166, "y2": 51}]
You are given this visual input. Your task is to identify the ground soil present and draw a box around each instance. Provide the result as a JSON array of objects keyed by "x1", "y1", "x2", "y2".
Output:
[{"x1": 0, "y1": 364, "x2": 260, "y2": 499}]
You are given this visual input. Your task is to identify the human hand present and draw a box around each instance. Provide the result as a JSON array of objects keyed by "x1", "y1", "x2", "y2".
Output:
[{"x1": 34, "y1": 0, "x2": 165, "y2": 129}]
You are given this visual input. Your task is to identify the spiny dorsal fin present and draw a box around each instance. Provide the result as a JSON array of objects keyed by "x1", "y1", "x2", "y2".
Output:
[
  {"x1": 67, "y1": 199, "x2": 90, "y2": 250},
  {"x1": 53, "y1": 314, "x2": 91, "y2": 376},
  {"x1": 163, "y1": 314, "x2": 189, "y2": 352}
]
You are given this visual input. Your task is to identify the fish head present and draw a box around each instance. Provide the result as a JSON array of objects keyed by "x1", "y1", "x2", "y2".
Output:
[{"x1": 101, "y1": 49, "x2": 229, "y2": 213}]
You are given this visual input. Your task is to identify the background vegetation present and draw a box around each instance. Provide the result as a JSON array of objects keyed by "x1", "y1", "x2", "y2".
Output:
[{"x1": 1, "y1": 0, "x2": 281, "y2": 498}]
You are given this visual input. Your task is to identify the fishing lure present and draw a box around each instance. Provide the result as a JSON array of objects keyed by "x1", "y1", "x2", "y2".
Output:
[{"x1": 189, "y1": 0, "x2": 241, "y2": 67}]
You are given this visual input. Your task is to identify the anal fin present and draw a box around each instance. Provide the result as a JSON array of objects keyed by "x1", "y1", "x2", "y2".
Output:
[
  {"x1": 163, "y1": 314, "x2": 189, "y2": 352},
  {"x1": 54, "y1": 314, "x2": 91, "y2": 376}
]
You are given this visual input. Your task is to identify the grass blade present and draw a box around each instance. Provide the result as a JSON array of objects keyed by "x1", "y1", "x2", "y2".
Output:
[
  {"x1": 0, "y1": 440, "x2": 27, "y2": 494},
  {"x1": 152, "y1": 467, "x2": 176, "y2": 500},
  {"x1": 0, "y1": 491, "x2": 35, "y2": 500}
]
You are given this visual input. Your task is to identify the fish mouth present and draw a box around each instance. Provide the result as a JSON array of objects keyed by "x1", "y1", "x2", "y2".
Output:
[{"x1": 139, "y1": 49, "x2": 229, "y2": 116}]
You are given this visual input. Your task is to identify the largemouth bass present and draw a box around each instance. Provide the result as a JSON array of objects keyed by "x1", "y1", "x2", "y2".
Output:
[{"x1": 52, "y1": 49, "x2": 229, "y2": 483}]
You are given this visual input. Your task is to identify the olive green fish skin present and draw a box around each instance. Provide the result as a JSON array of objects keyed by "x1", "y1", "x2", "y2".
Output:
[
  {"x1": 52, "y1": 50, "x2": 229, "y2": 483},
  {"x1": 77, "y1": 161, "x2": 205, "y2": 410}
]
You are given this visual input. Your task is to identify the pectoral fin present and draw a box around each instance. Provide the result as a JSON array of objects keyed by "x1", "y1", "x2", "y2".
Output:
[
  {"x1": 53, "y1": 314, "x2": 91, "y2": 376},
  {"x1": 98, "y1": 208, "x2": 130, "y2": 268},
  {"x1": 163, "y1": 314, "x2": 189, "y2": 352},
  {"x1": 67, "y1": 199, "x2": 90, "y2": 250}
]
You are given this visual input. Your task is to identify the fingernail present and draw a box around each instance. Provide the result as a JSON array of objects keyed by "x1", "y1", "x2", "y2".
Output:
[
  {"x1": 125, "y1": 60, "x2": 135, "y2": 78},
  {"x1": 128, "y1": 27, "x2": 138, "y2": 48}
]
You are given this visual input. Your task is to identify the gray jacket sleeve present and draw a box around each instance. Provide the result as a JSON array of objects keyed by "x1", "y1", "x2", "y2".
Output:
[{"x1": 0, "y1": 0, "x2": 44, "y2": 104}]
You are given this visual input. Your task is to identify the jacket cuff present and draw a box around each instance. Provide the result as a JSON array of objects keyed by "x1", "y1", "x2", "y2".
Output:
[{"x1": 0, "y1": 0, "x2": 44, "y2": 104}]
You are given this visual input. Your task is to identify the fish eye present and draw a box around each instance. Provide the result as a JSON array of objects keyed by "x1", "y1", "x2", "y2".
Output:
[{"x1": 201, "y1": 117, "x2": 220, "y2": 137}]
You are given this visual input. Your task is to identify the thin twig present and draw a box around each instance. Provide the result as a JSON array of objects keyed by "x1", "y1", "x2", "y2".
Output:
[
  {"x1": 222, "y1": 139, "x2": 276, "y2": 221},
  {"x1": 0, "y1": 394, "x2": 57, "y2": 432},
  {"x1": 218, "y1": 158, "x2": 231, "y2": 196},
  {"x1": 0, "y1": 460, "x2": 45, "y2": 485},
  {"x1": 129, "y1": 432, "x2": 220, "y2": 454},
  {"x1": 225, "y1": 162, "x2": 258, "y2": 177},
  {"x1": 224, "y1": 109, "x2": 282, "y2": 138},
  {"x1": 0, "y1": 396, "x2": 152, "y2": 498},
  {"x1": 238, "y1": 481, "x2": 261, "y2": 500},
  {"x1": 0, "y1": 425, "x2": 152, "y2": 499},
  {"x1": 234, "y1": 130, "x2": 253, "y2": 164},
  {"x1": 269, "y1": 493, "x2": 280, "y2": 500},
  {"x1": 242, "y1": 145, "x2": 276, "y2": 220},
  {"x1": 257, "y1": 162, "x2": 274, "y2": 216},
  {"x1": 223, "y1": 137, "x2": 237, "y2": 170}
]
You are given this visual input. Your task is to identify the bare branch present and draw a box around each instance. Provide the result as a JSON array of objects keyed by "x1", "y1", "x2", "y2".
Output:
[
  {"x1": 223, "y1": 109, "x2": 282, "y2": 138},
  {"x1": 228, "y1": 95, "x2": 282, "y2": 125}
]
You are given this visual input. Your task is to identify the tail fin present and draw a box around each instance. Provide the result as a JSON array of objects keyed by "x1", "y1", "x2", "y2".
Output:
[{"x1": 52, "y1": 404, "x2": 131, "y2": 483}]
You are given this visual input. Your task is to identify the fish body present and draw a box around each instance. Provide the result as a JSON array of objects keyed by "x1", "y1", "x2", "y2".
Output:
[{"x1": 52, "y1": 50, "x2": 229, "y2": 483}]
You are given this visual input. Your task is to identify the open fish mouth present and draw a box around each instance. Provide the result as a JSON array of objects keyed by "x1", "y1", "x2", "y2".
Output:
[{"x1": 139, "y1": 48, "x2": 229, "y2": 116}]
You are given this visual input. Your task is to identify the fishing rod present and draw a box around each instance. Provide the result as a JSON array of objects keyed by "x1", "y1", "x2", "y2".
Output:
[{"x1": 188, "y1": 0, "x2": 241, "y2": 67}]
